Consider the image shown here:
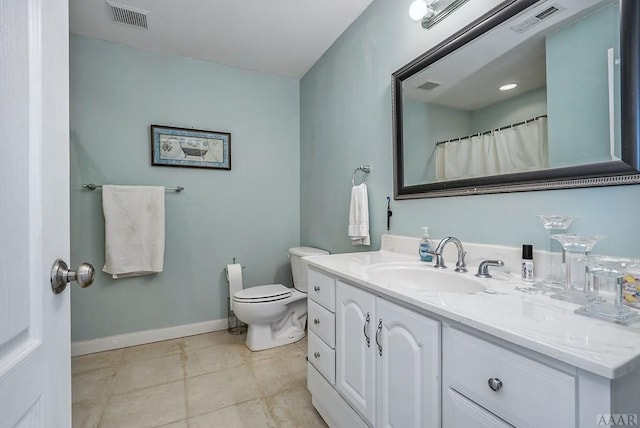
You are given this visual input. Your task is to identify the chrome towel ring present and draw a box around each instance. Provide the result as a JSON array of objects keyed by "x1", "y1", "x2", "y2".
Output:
[{"x1": 352, "y1": 165, "x2": 371, "y2": 186}]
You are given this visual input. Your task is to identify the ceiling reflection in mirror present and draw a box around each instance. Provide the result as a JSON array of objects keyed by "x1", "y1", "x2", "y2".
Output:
[{"x1": 393, "y1": 0, "x2": 640, "y2": 198}]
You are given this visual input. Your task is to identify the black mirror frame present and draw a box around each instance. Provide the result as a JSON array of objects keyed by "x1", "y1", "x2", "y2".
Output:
[{"x1": 392, "y1": 0, "x2": 640, "y2": 199}]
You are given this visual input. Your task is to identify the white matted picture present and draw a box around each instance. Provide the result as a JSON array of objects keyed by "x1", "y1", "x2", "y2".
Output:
[{"x1": 151, "y1": 125, "x2": 231, "y2": 170}]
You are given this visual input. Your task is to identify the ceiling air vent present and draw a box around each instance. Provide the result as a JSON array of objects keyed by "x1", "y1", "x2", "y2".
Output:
[
  {"x1": 106, "y1": 1, "x2": 149, "y2": 29},
  {"x1": 510, "y1": 3, "x2": 565, "y2": 33},
  {"x1": 419, "y1": 80, "x2": 441, "y2": 91}
]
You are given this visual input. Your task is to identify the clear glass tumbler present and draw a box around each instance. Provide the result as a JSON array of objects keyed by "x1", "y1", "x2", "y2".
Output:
[
  {"x1": 550, "y1": 233, "x2": 604, "y2": 304},
  {"x1": 575, "y1": 256, "x2": 640, "y2": 325}
]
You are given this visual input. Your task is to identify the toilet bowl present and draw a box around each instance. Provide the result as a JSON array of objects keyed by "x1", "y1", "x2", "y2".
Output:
[{"x1": 232, "y1": 246, "x2": 329, "y2": 351}]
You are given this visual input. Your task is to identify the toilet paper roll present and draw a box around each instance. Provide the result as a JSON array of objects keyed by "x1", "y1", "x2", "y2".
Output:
[{"x1": 226, "y1": 264, "x2": 244, "y2": 311}]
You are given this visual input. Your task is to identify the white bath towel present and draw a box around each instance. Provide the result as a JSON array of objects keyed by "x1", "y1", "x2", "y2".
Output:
[
  {"x1": 102, "y1": 185, "x2": 165, "y2": 279},
  {"x1": 348, "y1": 183, "x2": 370, "y2": 246}
]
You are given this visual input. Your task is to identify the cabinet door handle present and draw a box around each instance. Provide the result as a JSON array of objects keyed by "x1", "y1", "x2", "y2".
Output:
[
  {"x1": 488, "y1": 378, "x2": 503, "y2": 392},
  {"x1": 363, "y1": 312, "x2": 371, "y2": 348},
  {"x1": 314, "y1": 352, "x2": 320, "y2": 359},
  {"x1": 313, "y1": 318, "x2": 320, "y2": 325},
  {"x1": 314, "y1": 286, "x2": 320, "y2": 292},
  {"x1": 375, "y1": 319, "x2": 383, "y2": 356}
]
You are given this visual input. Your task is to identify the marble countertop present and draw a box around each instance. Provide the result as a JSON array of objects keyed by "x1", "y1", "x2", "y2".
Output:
[{"x1": 304, "y1": 249, "x2": 640, "y2": 379}]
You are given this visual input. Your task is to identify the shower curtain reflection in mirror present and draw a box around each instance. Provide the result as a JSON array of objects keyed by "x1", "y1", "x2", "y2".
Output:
[{"x1": 435, "y1": 116, "x2": 548, "y2": 181}]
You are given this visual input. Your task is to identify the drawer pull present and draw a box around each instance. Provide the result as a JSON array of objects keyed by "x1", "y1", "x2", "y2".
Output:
[
  {"x1": 363, "y1": 312, "x2": 371, "y2": 348},
  {"x1": 313, "y1": 318, "x2": 320, "y2": 325},
  {"x1": 376, "y1": 319, "x2": 383, "y2": 356},
  {"x1": 314, "y1": 286, "x2": 320, "y2": 292},
  {"x1": 314, "y1": 352, "x2": 320, "y2": 359},
  {"x1": 488, "y1": 378, "x2": 503, "y2": 392}
]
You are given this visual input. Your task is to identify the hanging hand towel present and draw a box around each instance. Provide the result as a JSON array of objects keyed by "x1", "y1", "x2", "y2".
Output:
[
  {"x1": 102, "y1": 185, "x2": 165, "y2": 279},
  {"x1": 348, "y1": 183, "x2": 370, "y2": 246}
]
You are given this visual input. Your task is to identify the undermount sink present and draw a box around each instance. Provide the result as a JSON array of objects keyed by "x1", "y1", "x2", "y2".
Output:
[{"x1": 363, "y1": 262, "x2": 487, "y2": 293}]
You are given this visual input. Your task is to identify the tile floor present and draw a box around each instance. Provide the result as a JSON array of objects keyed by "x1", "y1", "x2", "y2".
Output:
[{"x1": 72, "y1": 331, "x2": 328, "y2": 428}]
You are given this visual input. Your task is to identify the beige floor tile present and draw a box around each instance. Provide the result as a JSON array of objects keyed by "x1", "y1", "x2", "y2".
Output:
[
  {"x1": 99, "y1": 380, "x2": 187, "y2": 428},
  {"x1": 121, "y1": 338, "x2": 183, "y2": 362},
  {"x1": 185, "y1": 343, "x2": 245, "y2": 378},
  {"x1": 72, "y1": 400, "x2": 107, "y2": 428},
  {"x1": 111, "y1": 353, "x2": 185, "y2": 395},
  {"x1": 186, "y1": 366, "x2": 262, "y2": 417},
  {"x1": 189, "y1": 398, "x2": 277, "y2": 428},
  {"x1": 72, "y1": 367, "x2": 115, "y2": 404},
  {"x1": 155, "y1": 420, "x2": 188, "y2": 428},
  {"x1": 250, "y1": 352, "x2": 307, "y2": 396},
  {"x1": 266, "y1": 386, "x2": 328, "y2": 428},
  {"x1": 183, "y1": 331, "x2": 243, "y2": 352},
  {"x1": 72, "y1": 349, "x2": 124, "y2": 376}
]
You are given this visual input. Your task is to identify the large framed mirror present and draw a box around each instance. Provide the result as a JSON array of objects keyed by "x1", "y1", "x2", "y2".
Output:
[{"x1": 393, "y1": 0, "x2": 640, "y2": 199}]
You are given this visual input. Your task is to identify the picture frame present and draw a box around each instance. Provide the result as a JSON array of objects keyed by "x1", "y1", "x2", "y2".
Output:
[{"x1": 151, "y1": 125, "x2": 231, "y2": 170}]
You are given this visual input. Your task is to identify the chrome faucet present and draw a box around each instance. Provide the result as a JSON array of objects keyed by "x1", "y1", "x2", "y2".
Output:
[{"x1": 430, "y1": 236, "x2": 467, "y2": 272}]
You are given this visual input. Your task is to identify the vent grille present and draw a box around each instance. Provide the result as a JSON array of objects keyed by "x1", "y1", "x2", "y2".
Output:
[
  {"x1": 107, "y1": 1, "x2": 149, "y2": 29},
  {"x1": 419, "y1": 80, "x2": 441, "y2": 91},
  {"x1": 511, "y1": 3, "x2": 565, "y2": 33}
]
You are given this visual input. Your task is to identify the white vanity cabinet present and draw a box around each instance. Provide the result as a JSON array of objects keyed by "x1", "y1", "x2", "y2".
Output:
[
  {"x1": 306, "y1": 268, "x2": 337, "y2": 384},
  {"x1": 336, "y1": 280, "x2": 440, "y2": 428}
]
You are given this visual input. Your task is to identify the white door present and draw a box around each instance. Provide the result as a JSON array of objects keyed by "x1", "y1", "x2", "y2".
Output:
[
  {"x1": 376, "y1": 299, "x2": 441, "y2": 428},
  {"x1": 335, "y1": 281, "x2": 376, "y2": 426},
  {"x1": 0, "y1": 0, "x2": 72, "y2": 425}
]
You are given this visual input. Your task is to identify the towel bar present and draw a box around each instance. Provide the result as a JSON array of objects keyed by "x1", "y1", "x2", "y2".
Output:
[
  {"x1": 83, "y1": 183, "x2": 184, "y2": 192},
  {"x1": 352, "y1": 165, "x2": 371, "y2": 186}
]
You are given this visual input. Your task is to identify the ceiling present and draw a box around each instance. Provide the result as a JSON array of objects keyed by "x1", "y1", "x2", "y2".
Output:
[{"x1": 69, "y1": 0, "x2": 374, "y2": 79}]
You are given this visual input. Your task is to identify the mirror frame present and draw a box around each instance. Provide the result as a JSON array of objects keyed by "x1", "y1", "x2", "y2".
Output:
[{"x1": 392, "y1": 0, "x2": 640, "y2": 199}]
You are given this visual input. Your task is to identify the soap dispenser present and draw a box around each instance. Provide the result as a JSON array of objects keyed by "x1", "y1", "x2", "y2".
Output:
[{"x1": 419, "y1": 227, "x2": 434, "y2": 262}]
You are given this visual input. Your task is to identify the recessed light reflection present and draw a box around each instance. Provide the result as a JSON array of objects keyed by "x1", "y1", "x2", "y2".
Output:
[{"x1": 499, "y1": 83, "x2": 518, "y2": 91}]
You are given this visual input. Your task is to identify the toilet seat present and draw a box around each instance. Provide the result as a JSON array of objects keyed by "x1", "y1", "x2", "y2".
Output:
[{"x1": 233, "y1": 284, "x2": 293, "y2": 303}]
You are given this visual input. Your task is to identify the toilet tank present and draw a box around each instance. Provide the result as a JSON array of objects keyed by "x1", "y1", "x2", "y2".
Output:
[{"x1": 288, "y1": 247, "x2": 330, "y2": 292}]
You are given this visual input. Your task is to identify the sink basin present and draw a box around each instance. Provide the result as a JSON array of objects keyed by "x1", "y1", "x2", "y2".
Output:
[{"x1": 363, "y1": 262, "x2": 487, "y2": 293}]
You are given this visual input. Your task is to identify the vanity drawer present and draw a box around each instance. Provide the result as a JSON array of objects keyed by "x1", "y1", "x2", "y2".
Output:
[
  {"x1": 308, "y1": 268, "x2": 336, "y2": 312},
  {"x1": 308, "y1": 331, "x2": 335, "y2": 385},
  {"x1": 443, "y1": 327, "x2": 575, "y2": 428},
  {"x1": 308, "y1": 299, "x2": 335, "y2": 348},
  {"x1": 443, "y1": 388, "x2": 514, "y2": 428}
]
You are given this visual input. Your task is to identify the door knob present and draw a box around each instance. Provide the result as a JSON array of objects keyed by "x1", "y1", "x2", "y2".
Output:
[{"x1": 51, "y1": 258, "x2": 95, "y2": 294}]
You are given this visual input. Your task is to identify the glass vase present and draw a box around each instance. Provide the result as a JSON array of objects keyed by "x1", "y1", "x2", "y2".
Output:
[
  {"x1": 534, "y1": 215, "x2": 575, "y2": 291},
  {"x1": 550, "y1": 233, "x2": 604, "y2": 304}
]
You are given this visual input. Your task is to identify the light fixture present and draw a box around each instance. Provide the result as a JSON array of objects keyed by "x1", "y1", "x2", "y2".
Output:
[
  {"x1": 409, "y1": 0, "x2": 471, "y2": 29},
  {"x1": 499, "y1": 83, "x2": 519, "y2": 91}
]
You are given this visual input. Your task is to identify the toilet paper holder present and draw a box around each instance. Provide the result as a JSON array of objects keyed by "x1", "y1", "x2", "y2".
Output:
[{"x1": 227, "y1": 257, "x2": 247, "y2": 335}]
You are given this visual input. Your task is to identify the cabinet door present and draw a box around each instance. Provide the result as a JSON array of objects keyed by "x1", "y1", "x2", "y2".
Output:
[
  {"x1": 336, "y1": 281, "x2": 377, "y2": 425},
  {"x1": 376, "y1": 299, "x2": 440, "y2": 428}
]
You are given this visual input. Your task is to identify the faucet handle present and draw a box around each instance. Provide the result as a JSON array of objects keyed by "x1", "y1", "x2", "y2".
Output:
[{"x1": 475, "y1": 259, "x2": 505, "y2": 278}]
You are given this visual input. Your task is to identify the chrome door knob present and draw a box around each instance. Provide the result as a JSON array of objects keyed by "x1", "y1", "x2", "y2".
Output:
[
  {"x1": 51, "y1": 258, "x2": 96, "y2": 294},
  {"x1": 314, "y1": 352, "x2": 320, "y2": 358},
  {"x1": 488, "y1": 377, "x2": 503, "y2": 392},
  {"x1": 313, "y1": 319, "x2": 320, "y2": 325},
  {"x1": 314, "y1": 286, "x2": 320, "y2": 292}
]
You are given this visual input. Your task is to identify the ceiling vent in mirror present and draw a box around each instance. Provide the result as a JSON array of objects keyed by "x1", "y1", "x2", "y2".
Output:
[
  {"x1": 510, "y1": 3, "x2": 565, "y2": 33},
  {"x1": 419, "y1": 80, "x2": 441, "y2": 91},
  {"x1": 106, "y1": 1, "x2": 149, "y2": 29}
]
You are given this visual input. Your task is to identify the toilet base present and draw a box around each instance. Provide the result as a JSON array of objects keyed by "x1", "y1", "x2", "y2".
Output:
[{"x1": 245, "y1": 322, "x2": 306, "y2": 351}]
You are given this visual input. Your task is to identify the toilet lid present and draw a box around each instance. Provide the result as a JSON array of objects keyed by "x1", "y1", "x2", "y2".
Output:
[{"x1": 233, "y1": 284, "x2": 292, "y2": 303}]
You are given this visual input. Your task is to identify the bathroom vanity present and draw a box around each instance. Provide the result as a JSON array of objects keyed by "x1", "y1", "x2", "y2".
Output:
[{"x1": 304, "y1": 235, "x2": 640, "y2": 428}]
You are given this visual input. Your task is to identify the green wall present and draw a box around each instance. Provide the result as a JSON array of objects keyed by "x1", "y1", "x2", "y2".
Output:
[
  {"x1": 70, "y1": 36, "x2": 300, "y2": 341},
  {"x1": 300, "y1": 0, "x2": 640, "y2": 258}
]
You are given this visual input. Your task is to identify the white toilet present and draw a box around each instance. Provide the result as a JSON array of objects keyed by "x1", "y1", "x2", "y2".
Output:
[{"x1": 232, "y1": 246, "x2": 329, "y2": 351}]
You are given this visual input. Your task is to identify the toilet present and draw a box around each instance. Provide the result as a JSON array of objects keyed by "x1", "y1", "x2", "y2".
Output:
[{"x1": 232, "y1": 246, "x2": 329, "y2": 351}]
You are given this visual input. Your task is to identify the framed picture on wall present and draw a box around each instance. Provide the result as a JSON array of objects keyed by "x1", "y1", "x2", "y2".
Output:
[{"x1": 151, "y1": 125, "x2": 231, "y2": 170}]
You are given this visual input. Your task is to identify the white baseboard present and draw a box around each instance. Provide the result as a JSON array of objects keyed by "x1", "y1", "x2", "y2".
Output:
[{"x1": 71, "y1": 318, "x2": 228, "y2": 357}]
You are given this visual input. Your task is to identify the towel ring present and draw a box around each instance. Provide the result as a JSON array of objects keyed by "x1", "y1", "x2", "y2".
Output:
[{"x1": 352, "y1": 165, "x2": 371, "y2": 186}]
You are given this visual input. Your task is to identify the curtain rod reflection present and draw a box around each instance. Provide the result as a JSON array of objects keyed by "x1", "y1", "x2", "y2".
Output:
[{"x1": 434, "y1": 115, "x2": 548, "y2": 146}]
